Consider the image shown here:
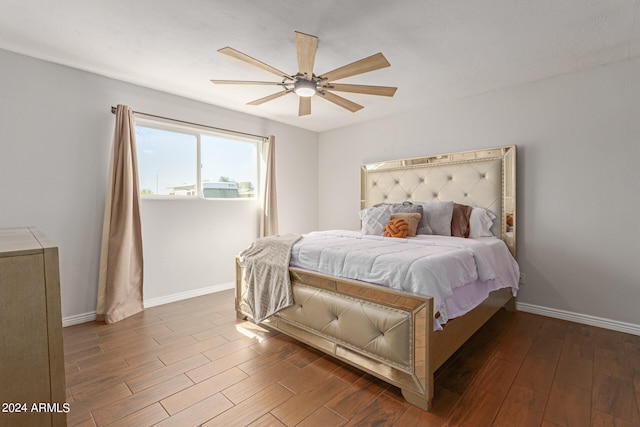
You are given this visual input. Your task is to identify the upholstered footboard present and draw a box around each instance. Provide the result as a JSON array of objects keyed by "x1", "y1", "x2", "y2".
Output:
[
  {"x1": 236, "y1": 257, "x2": 436, "y2": 409},
  {"x1": 235, "y1": 258, "x2": 513, "y2": 410}
]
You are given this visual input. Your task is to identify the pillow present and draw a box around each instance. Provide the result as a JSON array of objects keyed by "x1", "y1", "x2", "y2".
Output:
[
  {"x1": 414, "y1": 201, "x2": 453, "y2": 236},
  {"x1": 360, "y1": 202, "x2": 423, "y2": 236},
  {"x1": 390, "y1": 213, "x2": 421, "y2": 236},
  {"x1": 376, "y1": 201, "x2": 426, "y2": 232},
  {"x1": 417, "y1": 218, "x2": 433, "y2": 235},
  {"x1": 451, "y1": 203, "x2": 473, "y2": 238},
  {"x1": 469, "y1": 207, "x2": 496, "y2": 238},
  {"x1": 383, "y1": 218, "x2": 409, "y2": 238},
  {"x1": 359, "y1": 206, "x2": 391, "y2": 235}
]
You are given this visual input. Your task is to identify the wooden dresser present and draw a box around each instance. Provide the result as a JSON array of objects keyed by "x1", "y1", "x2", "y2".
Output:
[{"x1": 0, "y1": 227, "x2": 67, "y2": 427}]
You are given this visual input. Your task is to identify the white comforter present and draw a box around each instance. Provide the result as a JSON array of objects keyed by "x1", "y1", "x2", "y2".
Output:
[{"x1": 289, "y1": 230, "x2": 519, "y2": 327}]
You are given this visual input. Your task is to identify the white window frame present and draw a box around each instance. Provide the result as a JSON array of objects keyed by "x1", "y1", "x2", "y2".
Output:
[{"x1": 134, "y1": 116, "x2": 262, "y2": 200}]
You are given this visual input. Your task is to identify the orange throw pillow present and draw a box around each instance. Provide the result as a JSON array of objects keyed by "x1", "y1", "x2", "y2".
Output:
[{"x1": 383, "y1": 218, "x2": 409, "y2": 238}]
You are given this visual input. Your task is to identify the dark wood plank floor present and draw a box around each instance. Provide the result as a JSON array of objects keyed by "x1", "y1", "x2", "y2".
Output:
[{"x1": 62, "y1": 289, "x2": 640, "y2": 426}]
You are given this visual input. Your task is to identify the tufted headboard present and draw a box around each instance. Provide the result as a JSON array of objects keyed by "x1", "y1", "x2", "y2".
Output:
[{"x1": 360, "y1": 145, "x2": 516, "y2": 257}]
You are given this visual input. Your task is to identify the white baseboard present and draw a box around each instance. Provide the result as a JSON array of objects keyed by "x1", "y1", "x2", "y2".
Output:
[
  {"x1": 62, "y1": 282, "x2": 235, "y2": 327},
  {"x1": 516, "y1": 302, "x2": 640, "y2": 336},
  {"x1": 143, "y1": 282, "x2": 234, "y2": 308},
  {"x1": 62, "y1": 311, "x2": 97, "y2": 327}
]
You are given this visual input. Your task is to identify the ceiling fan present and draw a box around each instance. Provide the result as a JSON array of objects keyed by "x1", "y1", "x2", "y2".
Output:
[{"x1": 211, "y1": 31, "x2": 397, "y2": 116}]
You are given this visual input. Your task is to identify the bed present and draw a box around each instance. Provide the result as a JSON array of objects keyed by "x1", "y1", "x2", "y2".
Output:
[{"x1": 235, "y1": 145, "x2": 518, "y2": 410}]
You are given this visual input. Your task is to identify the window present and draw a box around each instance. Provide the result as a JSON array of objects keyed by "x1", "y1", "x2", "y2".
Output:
[{"x1": 135, "y1": 118, "x2": 260, "y2": 199}]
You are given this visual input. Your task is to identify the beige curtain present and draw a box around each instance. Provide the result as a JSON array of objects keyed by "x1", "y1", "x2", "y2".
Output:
[
  {"x1": 260, "y1": 135, "x2": 278, "y2": 237},
  {"x1": 96, "y1": 105, "x2": 144, "y2": 324}
]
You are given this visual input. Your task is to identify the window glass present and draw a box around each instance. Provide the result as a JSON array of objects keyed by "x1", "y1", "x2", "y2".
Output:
[
  {"x1": 136, "y1": 126, "x2": 197, "y2": 196},
  {"x1": 134, "y1": 121, "x2": 260, "y2": 199},
  {"x1": 201, "y1": 134, "x2": 258, "y2": 199}
]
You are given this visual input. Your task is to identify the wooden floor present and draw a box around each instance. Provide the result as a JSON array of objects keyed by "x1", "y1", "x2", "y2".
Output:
[{"x1": 62, "y1": 289, "x2": 640, "y2": 427}]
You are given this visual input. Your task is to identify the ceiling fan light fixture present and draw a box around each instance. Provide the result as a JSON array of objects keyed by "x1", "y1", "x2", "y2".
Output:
[{"x1": 294, "y1": 79, "x2": 317, "y2": 97}]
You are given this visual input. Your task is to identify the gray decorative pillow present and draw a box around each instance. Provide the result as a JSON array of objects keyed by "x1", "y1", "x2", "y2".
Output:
[
  {"x1": 359, "y1": 206, "x2": 391, "y2": 235},
  {"x1": 360, "y1": 202, "x2": 424, "y2": 236},
  {"x1": 414, "y1": 201, "x2": 454, "y2": 236}
]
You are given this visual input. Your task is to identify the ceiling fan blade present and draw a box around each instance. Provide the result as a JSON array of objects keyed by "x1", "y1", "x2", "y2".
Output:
[
  {"x1": 295, "y1": 31, "x2": 318, "y2": 80},
  {"x1": 211, "y1": 80, "x2": 283, "y2": 86},
  {"x1": 247, "y1": 90, "x2": 291, "y2": 106},
  {"x1": 319, "y1": 52, "x2": 390, "y2": 83},
  {"x1": 218, "y1": 47, "x2": 292, "y2": 80},
  {"x1": 326, "y1": 83, "x2": 397, "y2": 97},
  {"x1": 299, "y1": 97, "x2": 311, "y2": 116},
  {"x1": 317, "y1": 91, "x2": 363, "y2": 113}
]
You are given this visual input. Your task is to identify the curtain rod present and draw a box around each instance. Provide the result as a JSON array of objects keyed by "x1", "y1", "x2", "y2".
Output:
[{"x1": 110, "y1": 106, "x2": 267, "y2": 140}]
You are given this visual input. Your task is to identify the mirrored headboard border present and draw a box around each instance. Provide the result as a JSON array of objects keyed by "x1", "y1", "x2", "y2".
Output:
[{"x1": 360, "y1": 145, "x2": 516, "y2": 257}]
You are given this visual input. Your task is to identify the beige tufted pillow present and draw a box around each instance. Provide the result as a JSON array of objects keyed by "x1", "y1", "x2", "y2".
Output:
[{"x1": 390, "y1": 213, "x2": 421, "y2": 237}]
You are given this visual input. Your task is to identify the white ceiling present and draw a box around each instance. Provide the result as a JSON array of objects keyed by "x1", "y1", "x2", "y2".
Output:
[{"x1": 1, "y1": 0, "x2": 639, "y2": 132}]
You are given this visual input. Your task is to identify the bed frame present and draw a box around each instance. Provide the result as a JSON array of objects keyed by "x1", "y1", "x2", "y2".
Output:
[{"x1": 235, "y1": 145, "x2": 517, "y2": 410}]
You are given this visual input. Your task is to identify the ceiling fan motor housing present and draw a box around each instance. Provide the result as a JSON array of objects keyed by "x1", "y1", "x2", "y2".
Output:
[{"x1": 294, "y1": 78, "x2": 317, "y2": 97}]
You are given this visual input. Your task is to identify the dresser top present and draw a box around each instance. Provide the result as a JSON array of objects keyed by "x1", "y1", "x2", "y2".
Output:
[{"x1": 0, "y1": 227, "x2": 56, "y2": 257}]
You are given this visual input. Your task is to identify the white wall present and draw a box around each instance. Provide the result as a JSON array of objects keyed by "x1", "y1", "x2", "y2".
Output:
[
  {"x1": 0, "y1": 49, "x2": 319, "y2": 320},
  {"x1": 319, "y1": 57, "x2": 640, "y2": 329}
]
